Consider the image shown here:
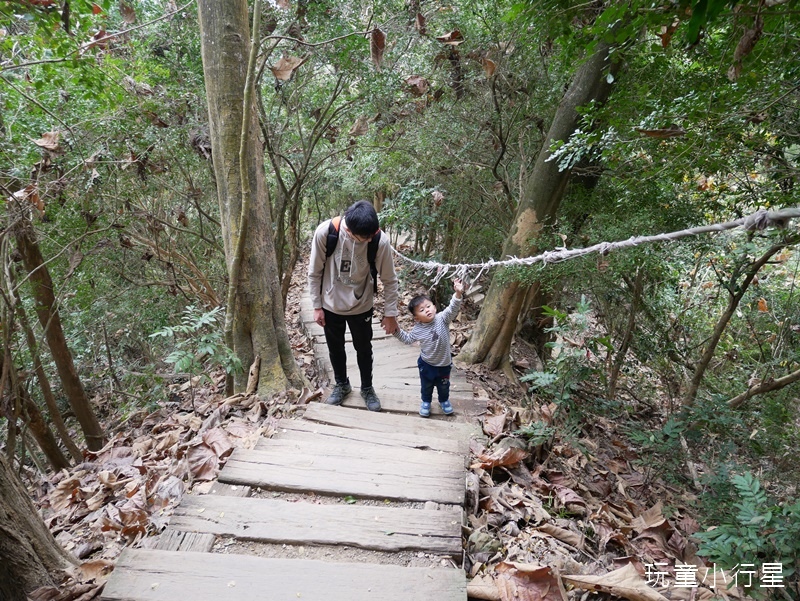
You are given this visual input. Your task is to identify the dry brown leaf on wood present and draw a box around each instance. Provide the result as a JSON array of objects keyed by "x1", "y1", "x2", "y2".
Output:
[
  {"x1": 481, "y1": 57, "x2": 497, "y2": 77},
  {"x1": 12, "y1": 184, "x2": 45, "y2": 213},
  {"x1": 495, "y1": 562, "x2": 568, "y2": 601},
  {"x1": 564, "y1": 563, "x2": 669, "y2": 601}
]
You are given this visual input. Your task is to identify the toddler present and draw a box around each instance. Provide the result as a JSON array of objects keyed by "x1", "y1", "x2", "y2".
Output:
[{"x1": 393, "y1": 280, "x2": 463, "y2": 417}]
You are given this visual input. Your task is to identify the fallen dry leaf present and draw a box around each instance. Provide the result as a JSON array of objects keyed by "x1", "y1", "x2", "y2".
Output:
[
  {"x1": 473, "y1": 446, "x2": 528, "y2": 469},
  {"x1": 537, "y1": 523, "x2": 585, "y2": 549},
  {"x1": 482, "y1": 412, "x2": 507, "y2": 437},
  {"x1": 564, "y1": 562, "x2": 669, "y2": 601},
  {"x1": 186, "y1": 442, "x2": 220, "y2": 481},
  {"x1": 202, "y1": 427, "x2": 234, "y2": 460},
  {"x1": 495, "y1": 562, "x2": 568, "y2": 601}
]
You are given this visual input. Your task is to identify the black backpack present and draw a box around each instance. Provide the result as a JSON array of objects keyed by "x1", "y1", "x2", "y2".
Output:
[{"x1": 325, "y1": 216, "x2": 381, "y2": 293}]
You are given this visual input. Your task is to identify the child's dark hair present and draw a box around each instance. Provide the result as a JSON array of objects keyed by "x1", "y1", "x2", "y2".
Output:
[
  {"x1": 408, "y1": 294, "x2": 431, "y2": 316},
  {"x1": 344, "y1": 200, "x2": 379, "y2": 237}
]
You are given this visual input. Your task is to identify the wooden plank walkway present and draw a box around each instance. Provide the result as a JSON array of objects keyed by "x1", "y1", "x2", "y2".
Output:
[{"x1": 101, "y1": 285, "x2": 486, "y2": 601}]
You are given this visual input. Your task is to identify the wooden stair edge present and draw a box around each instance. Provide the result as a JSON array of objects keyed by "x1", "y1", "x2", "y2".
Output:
[{"x1": 102, "y1": 548, "x2": 467, "y2": 601}]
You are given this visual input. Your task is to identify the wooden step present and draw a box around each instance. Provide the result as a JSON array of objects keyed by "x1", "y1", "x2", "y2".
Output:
[
  {"x1": 302, "y1": 402, "x2": 476, "y2": 450},
  {"x1": 218, "y1": 442, "x2": 465, "y2": 504},
  {"x1": 102, "y1": 548, "x2": 467, "y2": 601},
  {"x1": 168, "y1": 494, "x2": 463, "y2": 556},
  {"x1": 273, "y1": 418, "x2": 463, "y2": 454}
]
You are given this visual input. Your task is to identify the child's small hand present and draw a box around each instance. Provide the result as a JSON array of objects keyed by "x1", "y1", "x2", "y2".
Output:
[{"x1": 453, "y1": 279, "x2": 465, "y2": 298}]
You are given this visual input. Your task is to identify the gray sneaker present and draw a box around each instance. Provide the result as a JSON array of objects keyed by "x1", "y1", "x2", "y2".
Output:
[
  {"x1": 326, "y1": 381, "x2": 352, "y2": 405},
  {"x1": 360, "y1": 386, "x2": 381, "y2": 412}
]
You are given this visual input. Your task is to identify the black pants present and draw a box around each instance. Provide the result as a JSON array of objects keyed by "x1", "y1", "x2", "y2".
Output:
[
  {"x1": 323, "y1": 308, "x2": 374, "y2": 389},
  {"x1": 418, "y1": 357, "x2": 451, "y2": 403}
]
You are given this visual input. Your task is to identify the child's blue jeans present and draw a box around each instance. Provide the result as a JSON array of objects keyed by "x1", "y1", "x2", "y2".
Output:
[{"x1": 417, "y1": 357, "x2": 451, "y2": 403}]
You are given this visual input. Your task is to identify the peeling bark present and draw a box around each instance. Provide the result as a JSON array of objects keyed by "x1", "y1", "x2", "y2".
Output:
[{"x1": 459, "y1": 43, "x2": 618, "y2": 368}]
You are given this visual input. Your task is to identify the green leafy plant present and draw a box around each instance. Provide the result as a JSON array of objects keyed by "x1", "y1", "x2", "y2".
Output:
[
  {"x1": 150, "y1": 306, "x2": 242, "y2": 409},
  {"x1": 515, "y1": 420, "x2": 556, "y2": 447},
  {"x1": 520, "y1": 296, "x2": 610, "y2": 412},
  {"x1": 695, "y1": 472, "x2": 800, "y2": 579}
]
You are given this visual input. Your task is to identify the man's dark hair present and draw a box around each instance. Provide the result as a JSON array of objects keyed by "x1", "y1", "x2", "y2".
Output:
[
  {"x1": 408, "y1": 294, "x2": 431, "y2": 316},
  {"x1": 344, "y1": 200, "x2": 379, "y2": 237}
]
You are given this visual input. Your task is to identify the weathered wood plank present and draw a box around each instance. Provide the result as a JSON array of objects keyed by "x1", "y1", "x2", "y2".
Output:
[
  {"x1": 254, "y1": 431, "x2": 464, "y2": 465},
  {"x1": 169, "y1": 495, "x2": 463, "y2": 555},
  {"x1": 102, "y1": 549, "x2": 467, "y2": 601},
  {"x1": 274, "y1": 419, "x2": 462, "y2": 454},
  {"x1": 303, "y1": 402, "x2": 476, "y2": 444},
  {"x1": 207, "y1": 482, "x2": 250, "y2": 497},
  {"x1": 149, "y1": 529, "x2": 215, "y2": 553},
  {"x1": 219, "y1": 447, "x2": 465, "y2": 504}
]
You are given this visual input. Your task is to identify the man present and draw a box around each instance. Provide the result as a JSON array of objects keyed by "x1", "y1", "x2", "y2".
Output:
[{"x1": 308, "y1": 200, "x2": 399, "y2": 411}]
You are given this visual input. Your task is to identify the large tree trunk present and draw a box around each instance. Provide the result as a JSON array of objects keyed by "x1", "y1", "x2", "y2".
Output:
[
  {"x1": 197, "y1": 0, "x2": 304, "y2": 395},
  {"x1": 459, "y1": 43, "x2": 616, "y2": 369},
  {"x1": 12, "y1": 212, "x2": 104, "y2": 451},
  {"x1": 0, "y1": 454, "x2": 76, "y2": 600}
]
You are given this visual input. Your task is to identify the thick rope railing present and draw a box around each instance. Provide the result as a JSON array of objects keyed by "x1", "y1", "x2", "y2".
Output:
[{"x1": 391, "y1": 208, "x2": 800, "y2": 285}]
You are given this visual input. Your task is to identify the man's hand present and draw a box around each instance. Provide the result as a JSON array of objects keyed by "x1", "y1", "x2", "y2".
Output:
[
  {"x1": 453, "y1": 279, "x2": 465, "y2": 298},
  {"x1": 314, "y1": 308, "x2": 326, "y2": 327},
  {"x1": 381, "y1": 315, "x2": 398, "y2": 334}
]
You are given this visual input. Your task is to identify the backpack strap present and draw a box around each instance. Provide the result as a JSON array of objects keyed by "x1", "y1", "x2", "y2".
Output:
[
  {"x1": 367, "y1": 230, "x2": 381, "y2": 294},
  {"x1": 325, "y1": 216, "x2": 342, "y2": 258}
]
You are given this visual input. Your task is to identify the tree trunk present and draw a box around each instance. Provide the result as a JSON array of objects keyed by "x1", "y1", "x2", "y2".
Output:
[
  {"x1": 12, "y1": 212, "x2": 104, "y2": 451},
  {"x1": 0, "y1": 453, "x2": 76, "y2": 600},
  {"x1": 607, "y1": 269, "x2": 644, "y2": 399},
  {"x1": 459, "y1": 43, "x2": 616, "y2": 368},
  {"x1": 197, "y1": 0, "x2": 304, "y2": 395},
  {"x1": 684, "y1": 242, "x2": 787, "y2": 406},
  {"x1": 3, "y1": 353, "x2": 71, "y2": 471},
  {"x1": 11, "y1": 271, "x2": 82, "y2": 463}
]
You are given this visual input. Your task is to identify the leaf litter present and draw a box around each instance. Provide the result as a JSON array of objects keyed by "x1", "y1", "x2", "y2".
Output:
[{"x1": 25, "y1": 252, "x2": 757, "y2": 600}]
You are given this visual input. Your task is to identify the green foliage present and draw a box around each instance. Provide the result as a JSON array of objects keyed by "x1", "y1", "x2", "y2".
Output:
[
  {"x1": 695, "y1": 472, "x2": 800, "y2": 575},
  {"x1": 520, "y1": 297, "x2": 609, "y2": 413},
  {"x1": 150, "y1": 305, "x2": 242, "y2": 381},
  {"x1": 515, "y1": 421, "x2": 555, "y2": 447}
]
